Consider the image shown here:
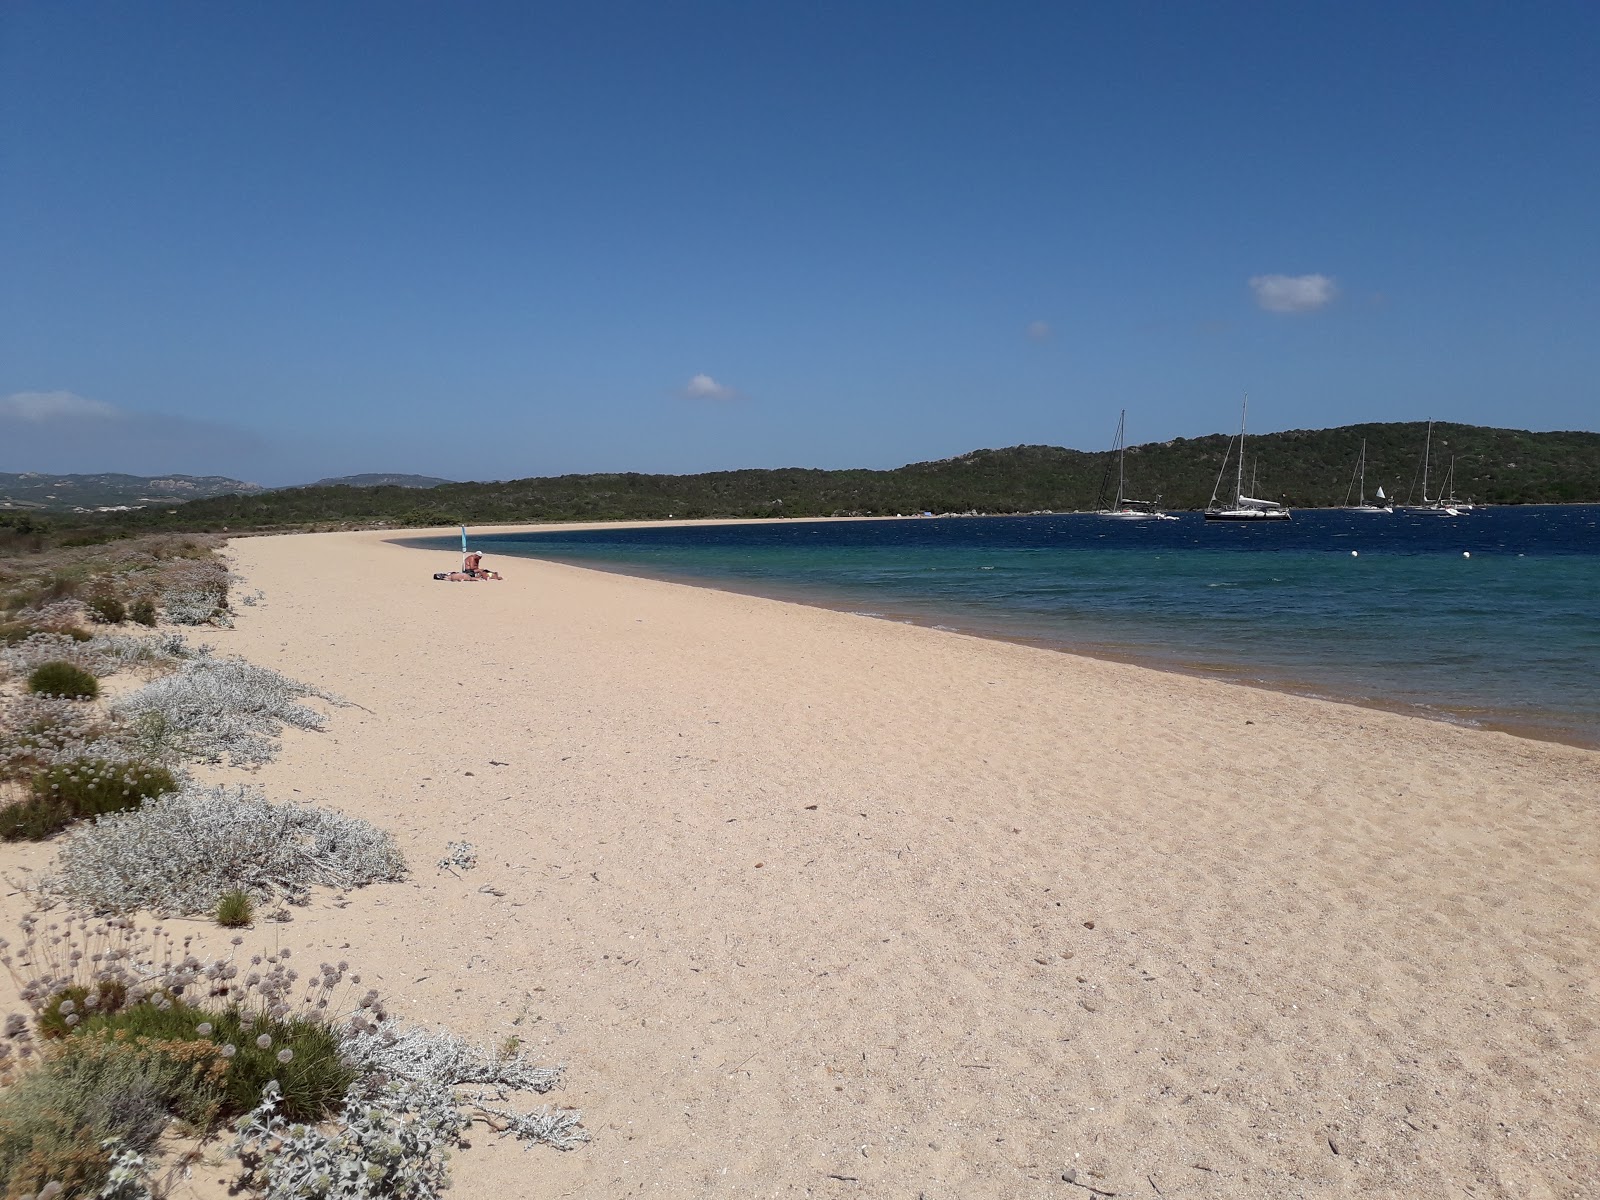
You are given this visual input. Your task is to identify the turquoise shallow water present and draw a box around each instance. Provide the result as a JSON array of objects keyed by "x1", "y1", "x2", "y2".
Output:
[{"x1": 410, "y1": 506, "x2": 1600, "y2": 746}]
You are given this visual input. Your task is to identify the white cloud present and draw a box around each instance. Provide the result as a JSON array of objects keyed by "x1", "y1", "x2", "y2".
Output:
[
  {"x1": 1026, "y1": 320, "x2": 1052, "y2": 342},
  {"x1": 681, "y1": 373, "x2": 738, "y2": 400},
  {"x1": 0, "y1": 390, "x2": 119, "y2": 422},
  {"x1": 1248, "y1": 273, "x2": 1339, "y2": 313}
]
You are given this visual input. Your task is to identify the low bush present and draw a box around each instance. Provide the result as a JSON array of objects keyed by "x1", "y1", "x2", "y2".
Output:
[
  {"x1": 0, "y1": 919, "x2": 381, "y2": 1197},
  {"x1": 158, "y1": 557, "x2": 234, "y2": 626},
  {"x1": 0, "y1": 759, "x2": 178, "y2": 842},
  {"x1": 0, "y1": 1031, "x2": 227, "y2": 1198},
  {"x1": 0, "y1": 696, "x2": 126, "y2": 782},
  {"x1": 216, "y1": 889, "x2": 254, "y2": 928},
  {"x1": 3, "y1": 629, "x2": 200, "y2": 683},
  {"x1": 0, "y1": 621, "x2": 40, "y2": 646},
  {"x1": 46, "y1": 783, "x2": 407, "y2": 914},
  {"x1": 72, "y1": 998, "x2": 355, "y2": 1122},
  {"x1": 86, "y1": 591, "x2": 127, "y2": 625},
  {"x1": 238, "y1": 1025, "x2": 585, "y2": 1199},
  {"x1": 112, "y1": 657, "x2": 345, "y2": 766},
  {"x1": 25, "y1": 662, "x2": 99, "y2": 701},
  {"x1": 129, "y1": 597, "x2": 157, "y2": 627}
]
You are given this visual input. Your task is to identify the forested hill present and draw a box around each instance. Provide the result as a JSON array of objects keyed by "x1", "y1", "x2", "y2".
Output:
[{"x1": 78, "y1": 422, "x2": 1600, "y2": 532}]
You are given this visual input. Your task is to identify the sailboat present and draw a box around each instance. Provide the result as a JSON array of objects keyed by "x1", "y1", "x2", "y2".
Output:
[
  {"x1": 1403, "y1": 420, "x2": 1461, "y2": 516},
  {"x1": 1204, "y1": 396, "x2": 1290, "y2": 521},
  {"x1": 1095, "y1": 410, "x2": 1176, "y2": 520},
  {"x1": 1438, "y1": 456, "x2": 1475, "y2": 513},
  {"x1": 1342, "y1": 439, "x2": 1392, "y2": 512}
]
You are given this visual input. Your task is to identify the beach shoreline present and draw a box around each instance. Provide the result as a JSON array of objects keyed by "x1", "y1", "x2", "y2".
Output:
[
  {"x1": 13, "y1": 525, "x2": 1592, "y2": 1197},
  {"x1": 395, "y1": 519, "x2": 1600, "y2": 752}
]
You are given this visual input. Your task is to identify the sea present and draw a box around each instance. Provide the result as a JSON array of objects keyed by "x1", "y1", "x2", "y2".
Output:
[{"x1": 411, "y1": 505, "x2": 1600, "y2": 748}]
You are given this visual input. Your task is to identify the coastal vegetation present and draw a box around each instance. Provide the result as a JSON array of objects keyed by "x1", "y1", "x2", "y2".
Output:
[
  {"x1": 3, "y1": 422, "x2": 1595, "y2": 543},
  {"x1": 0, "y1": 536, "x2": 585, "y2": 1195}
]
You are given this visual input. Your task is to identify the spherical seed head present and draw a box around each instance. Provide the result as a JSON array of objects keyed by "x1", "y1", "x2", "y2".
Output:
[
  {"x1": 256, "y1": 1034, "x2": 272, "y2": 1049},
  {"x1": 277, "y1": 1048, "x2": 293, "y2": 1063},
  {"x1": 196, "y1": 1022, "x2": 213, "y2": 1037},
  {"x1": 221, "y1": 1044, "x2": 237, "y2": 1058}
]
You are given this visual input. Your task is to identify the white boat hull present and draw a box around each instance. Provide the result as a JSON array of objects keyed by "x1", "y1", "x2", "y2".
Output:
[{"x1": 1204, "y1": 508, "x2": 1291, "y2": 521}]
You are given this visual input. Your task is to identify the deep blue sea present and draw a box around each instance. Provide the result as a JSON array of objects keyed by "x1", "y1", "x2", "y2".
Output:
[{"x1": 413, "y1": 506, "x2": 1600, "y2": 747}]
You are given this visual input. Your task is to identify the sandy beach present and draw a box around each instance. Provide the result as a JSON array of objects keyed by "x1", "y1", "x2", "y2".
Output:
[{"x1": 19, "y1": 525, "x2": 1598, "y2": 1198}]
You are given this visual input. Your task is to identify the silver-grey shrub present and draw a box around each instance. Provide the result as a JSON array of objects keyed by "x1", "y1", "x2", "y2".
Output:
[
  {"x1": 0, "y1": 694, "x2": 132, "y2": 773},
  {"x1": 157, "y1": 556, "x2": 235, "y2": 626},
  {"x1": 233, "y1": 1026, "x2": 584, "y2": 1199},
  {"x1": 0, "y1": 630, "x2": 202, "y2": 680},
  {"x1": 341, "y1": 1026, "x2": 565, "y2": 1097},
  {"x1": 46, "y1": 783, "x2": 407, "y2": 914},
  {"x1": 342, "y1": 1025, "x2": 586, "y2": 1151},
  {"x1": 234, "y1": 1079, "x2": 469, "y2": 1200},
  {"x1": 111, "y1": 657, "x2": 345, "y2": 766}
]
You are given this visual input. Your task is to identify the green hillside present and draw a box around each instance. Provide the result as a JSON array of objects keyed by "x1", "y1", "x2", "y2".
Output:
[{"x1": 36, "y1": 422, "x2": 1600, "y2": 536}]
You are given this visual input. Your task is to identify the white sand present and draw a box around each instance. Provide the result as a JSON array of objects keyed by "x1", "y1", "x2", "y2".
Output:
[{"x1": 10, "y1": 526, "x2": 1599, "y2": 1197}]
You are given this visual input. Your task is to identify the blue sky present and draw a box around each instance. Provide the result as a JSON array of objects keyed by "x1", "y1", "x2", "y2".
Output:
[{"x1": 2, "y1": 2, "x2": 1596, "y2": 484}]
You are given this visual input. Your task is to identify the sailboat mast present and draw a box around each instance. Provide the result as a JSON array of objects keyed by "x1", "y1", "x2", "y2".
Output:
[
  {"x1": 1359, "y1": 439, "x2": 1367, "y2": 506},
  {"x1": 1116, "y1": 410, "x2": 1126, "y2": 508},
  {"x1": 1235, "y1": 395, "x2": 1248, "y2": 503},
  {"x1": 1422, "y1": 420, "x2": 1434, "y2": 503}
]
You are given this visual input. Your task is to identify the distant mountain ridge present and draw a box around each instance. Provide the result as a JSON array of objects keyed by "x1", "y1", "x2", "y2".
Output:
[
  {"x1": 0, "y1": 471, "x2": 452, "y2": 512},
  {"x1": 0, "y1": 472, "x2": 264, "y2": 512},
  {"x1": 311, "y1": 473, "x2": 453, "y2": 489}
]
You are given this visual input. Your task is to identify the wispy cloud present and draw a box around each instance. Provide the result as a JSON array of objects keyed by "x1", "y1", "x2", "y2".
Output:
[
  {"x1": 0, "y1": 390, "x2": 119, "y2": 422},
  {"x1": 1025, "y1": 320, "x2": 1052, "y2": 342},
  {"x1": 680, "y1": 373, "x2": 739, "y2": 401},
  {"x1": 0, "y1": 389, "x2": 273, "y2": 479},
  {"x1": 1249, "y1": 273, "x2": 1338, "y2": 313}
]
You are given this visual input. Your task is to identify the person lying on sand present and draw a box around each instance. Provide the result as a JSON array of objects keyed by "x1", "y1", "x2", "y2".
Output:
[{"x1": 432, "y1": 560, "x2": 503, "y2": 582}]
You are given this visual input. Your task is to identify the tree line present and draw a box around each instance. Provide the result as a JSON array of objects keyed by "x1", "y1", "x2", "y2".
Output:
[{"x1": 9, "y1": 421, "x2": 1600, "y2": 545}]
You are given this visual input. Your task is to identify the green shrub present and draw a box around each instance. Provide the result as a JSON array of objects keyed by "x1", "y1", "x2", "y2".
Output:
[
  {"x1": 86, "y1": 591, "x2": 127, "y2": 624},
  {"x1": 216, "y1": 888, "x2": 254, "y2": 928},
  {"x1": 0, "y1": 759, "x2": 178, "y2": 842},
  {"x1": 129, "y1": 597, "x2": 158, "y2": 626},
  {"x1": 0, "y1": 796, "x2": 75, "y2": 842},
  {"x1": 25, "y1": 661, "x2": 99, "y2": 700},
  {"x1": 0, "y1": 622, "x2": 91, "y2": 645},
  {"x1": 72, "y1": 999, "x2": 355, "y2": 1122},
  {"x1": 0, "y1": 1030, "x2": 227, "y2": 1197}
]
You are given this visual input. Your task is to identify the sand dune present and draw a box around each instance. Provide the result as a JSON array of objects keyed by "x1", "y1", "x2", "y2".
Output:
[{"x1": 16, "y1": 526, "x2": 1599, "y2": 1198}]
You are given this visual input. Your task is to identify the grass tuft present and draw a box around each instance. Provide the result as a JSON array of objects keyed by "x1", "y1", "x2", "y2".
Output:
[
  {"x1": 215, "y1": 889, "x2": 254, "y2": 928},
  {"x1": 25, "y1": 661, "x2": 99, "y2": 700}
]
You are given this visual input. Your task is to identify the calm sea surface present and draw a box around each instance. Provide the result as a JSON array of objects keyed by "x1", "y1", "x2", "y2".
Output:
[{"x1": 412, "y1": 506, "x2": 1600, "y2": 747}]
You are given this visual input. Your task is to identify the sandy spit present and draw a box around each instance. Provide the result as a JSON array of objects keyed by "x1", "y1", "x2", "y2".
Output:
[{"x1": 19, "y1": 526, "x2": 1600, "y2": 1198}]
